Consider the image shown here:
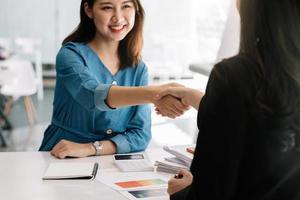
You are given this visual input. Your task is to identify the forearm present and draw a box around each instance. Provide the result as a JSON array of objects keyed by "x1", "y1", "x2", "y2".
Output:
[{"x1": 106, "y1": 85, "x2": 158, "y2": 108}]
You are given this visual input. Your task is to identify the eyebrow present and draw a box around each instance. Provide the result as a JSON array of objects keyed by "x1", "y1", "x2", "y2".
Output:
[
  {"x1": 98, "y1": 0, "x2": 134, "y2": 5},
  {"x1": 122, "y1": 0, "x2": 134, "y2": 4}
]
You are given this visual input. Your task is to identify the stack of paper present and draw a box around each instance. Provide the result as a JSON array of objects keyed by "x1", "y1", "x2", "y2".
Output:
[
  {"x1": 163, "y1": 145, "x2": 194, "y2": 166},
  {"x1": 155, "y1": 145, "x2": 195, "y2": 174},
  {"x1": 155, "y1": 160, "x2": 189, "y2": 174}
]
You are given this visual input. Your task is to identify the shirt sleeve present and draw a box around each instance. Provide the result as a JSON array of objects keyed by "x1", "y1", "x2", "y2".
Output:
[
  {"x1": 56, "y1": 43, "x2": 114, "y2": 111},
  {"x1": 172, "y1": 63, "x2": 248, "y2": 200},
  {"x1": 109, "y1": 63, "x2": 152, "y2": 153}
]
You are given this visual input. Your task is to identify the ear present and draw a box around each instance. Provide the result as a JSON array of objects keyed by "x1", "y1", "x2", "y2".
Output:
[{"x1": 84, "y1": 2, "x2": 93, "y2": 19}]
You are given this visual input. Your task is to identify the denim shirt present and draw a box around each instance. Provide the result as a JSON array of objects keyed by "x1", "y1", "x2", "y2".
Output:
[{"x1": 39, "y1": 42, "x2": 151, "y2": 153}]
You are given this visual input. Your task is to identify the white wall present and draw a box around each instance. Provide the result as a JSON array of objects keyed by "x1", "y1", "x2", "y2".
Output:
[
  {"x1": 0, "y1": 0, "x2": 80, "y2": 64},
  {"x1": 0, "y1": 0, "x2": 232, "y2": 67}
]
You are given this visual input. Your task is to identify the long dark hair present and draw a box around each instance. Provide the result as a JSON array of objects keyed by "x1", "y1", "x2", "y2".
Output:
[
  {"x1": 239, "y1": 0, "x2": 300, "y2": 151},
  {"x1": 63, "y1": 0, "x2": 145, "y2": 68}
]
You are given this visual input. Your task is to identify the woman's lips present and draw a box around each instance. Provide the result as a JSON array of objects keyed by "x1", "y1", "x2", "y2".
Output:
[{"x1": 109, "y1": 25, "x2": 127, "y2": 33}]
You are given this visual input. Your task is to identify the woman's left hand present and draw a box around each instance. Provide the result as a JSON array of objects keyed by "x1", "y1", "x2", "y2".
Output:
[
  {"x1": 50, "y1": 139, "x2": 95, "y2": 159},
  {"x1": 167, "y1": 169, "x2": 193, "y2": 195}
]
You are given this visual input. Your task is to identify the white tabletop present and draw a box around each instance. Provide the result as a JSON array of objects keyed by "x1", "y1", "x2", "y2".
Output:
[{"x1": 0, "y1": 148, "x2": 171, "y2": 200}]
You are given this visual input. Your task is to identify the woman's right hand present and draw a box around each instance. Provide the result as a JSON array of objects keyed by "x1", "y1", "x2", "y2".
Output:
[
  {"x1": 156, "y1": 87, "x2": 204, "y2": 110},
  {"x1": 154, "y1": 95, "x2": 190, "y2": 118},
  {"x1": 154, "y1": 83, "x2": 190, "y2": 118}
]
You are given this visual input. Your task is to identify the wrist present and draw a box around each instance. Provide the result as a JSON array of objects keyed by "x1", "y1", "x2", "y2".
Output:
[
  {"x1": 190, "y1": 89, "x2": 203, "y2": 110},
  {"x1": 142, "y1": 85, "x2": 160, "y2": 104},
  {"x1": 88, "y1": 143, "x2": 96, "y2": 156},
  {"x1": 91, "y1": 141, "x2": 103, "y2": 156}
]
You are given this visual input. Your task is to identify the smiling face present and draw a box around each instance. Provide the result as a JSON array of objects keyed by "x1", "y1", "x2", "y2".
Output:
[{"x1": 85, "y1": 0, "x2": 136, "y2": 42}]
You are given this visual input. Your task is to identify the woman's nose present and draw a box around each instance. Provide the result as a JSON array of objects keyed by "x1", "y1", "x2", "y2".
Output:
[{"x1": 111, "y1": 9, "x2": 123, "y2": 23}]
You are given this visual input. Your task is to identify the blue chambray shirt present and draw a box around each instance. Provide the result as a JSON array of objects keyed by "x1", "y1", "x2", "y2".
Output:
[{"x1": 39, "y1": 42, "x2": 151, "y2": 153}]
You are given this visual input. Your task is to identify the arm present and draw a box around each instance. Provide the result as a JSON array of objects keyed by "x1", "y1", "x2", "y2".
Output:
[
  {"x1": 50, "y1": 45, "x2": 186, "y2": 158},
  {"x1": 109, "y1": 65, "x2": 151, "y2": 153},
  {"x1": 56, "y1": 43, "x2": 181, "y2": 111}
]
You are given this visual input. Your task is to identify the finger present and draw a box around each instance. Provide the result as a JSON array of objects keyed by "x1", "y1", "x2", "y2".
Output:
[
  {"x1": 156, "y1": 88, "x2": 177, "y2": 100},
  {"x1": 55, "y1": 147, "x2": 71, "y2": 159},
  {"x1": 51, "y1": 139, "x2": 68, "y2": 152},
  {"x1": 178, "y1": 169, "x2": 192, "y2": 177},
  {"x1": 157, "y1": 104, "x2": 177, "y2": 118},
  {"x1": 172, "y1": 102, "x2": 187, "y2": 115},
  {"x1": 163, "y1": 111, "x2": 177, "y2": 119},
  {"x1": 181, "y1": 98, "x2": 190, "y2": 107},
  {"x1": 51, "y1": 143, "x2": 66, "y2": 155},
  {"x1": 57, "y1": 151, "x2": 68, "y2": 159},
  {"x1": 165, "y1": 102, "x2": 183, "y2": 116}
]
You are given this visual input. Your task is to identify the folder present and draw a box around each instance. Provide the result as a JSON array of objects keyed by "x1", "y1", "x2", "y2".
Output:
[{"x1": 43, "y1": 162, "x2": 99, "y2": 180}]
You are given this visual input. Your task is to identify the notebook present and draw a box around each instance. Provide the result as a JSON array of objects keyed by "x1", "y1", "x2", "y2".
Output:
[{"x1": 43, "y1": 162, "x2": 99, "y2": 180}]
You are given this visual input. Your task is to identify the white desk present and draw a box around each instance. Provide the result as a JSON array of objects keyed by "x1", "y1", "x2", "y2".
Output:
[{"x1": 0, "y1": 148, "x2": 171, "y2": 200}]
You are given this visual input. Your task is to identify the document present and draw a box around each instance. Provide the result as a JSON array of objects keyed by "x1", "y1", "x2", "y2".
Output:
[
  {"x1": 97, "y1": 171, "x2": 169, "y2": 191},
  {"x1": 43, "y1": 162, "x2": 98, "y2": 180},
  {"x1": 163, "y1": 145, "x2": 195, "y2": 166},
  {"x1": 120, "y1": 188, "x2": 169, "y2": 200}
]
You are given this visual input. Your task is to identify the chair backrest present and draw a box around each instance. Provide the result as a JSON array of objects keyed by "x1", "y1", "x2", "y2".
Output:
[
  {"x1": 0, "y1": 59, "x2": 37, "y2": 96},
  {"x1": 14, "y1": 37, "x2": 43, "y2": 100}
]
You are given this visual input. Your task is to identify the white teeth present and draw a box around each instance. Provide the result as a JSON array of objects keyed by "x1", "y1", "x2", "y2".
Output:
[{"x1": 110, "y1": 25, "x2": 125, "y2": 31}]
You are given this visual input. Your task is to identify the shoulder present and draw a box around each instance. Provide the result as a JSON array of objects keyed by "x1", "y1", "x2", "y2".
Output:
[
  {"x1": 56, "y1": 42, "x2": 86, "y2": 65},
  {"x1": 212, "y1": 54, "x2": 260, "y2": 94},
  {"x1": 127, "y1": 60, "x2": 148, "y2": 75},
  {"x1": 57, "y1": 42, "x2": 83, "y2": 55},
  {"x1": 213, "y1": 54, "x2": 259, "y2": 82},
  {"x1": 136, "y1": 61, "x2": 148, "y2": 72}
]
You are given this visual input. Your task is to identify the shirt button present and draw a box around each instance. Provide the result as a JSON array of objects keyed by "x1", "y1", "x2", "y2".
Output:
[
  {"x1": 112, "y1": 81, "x2": 117, "y2": 85},
  {"x1": 106, "y1": 129, "x2": 113, "y2": 135}
]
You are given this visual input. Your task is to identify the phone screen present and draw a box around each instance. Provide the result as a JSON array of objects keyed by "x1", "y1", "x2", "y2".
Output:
[{"x1": 114, "y1": 154, "x2": 144, "y2": 160}]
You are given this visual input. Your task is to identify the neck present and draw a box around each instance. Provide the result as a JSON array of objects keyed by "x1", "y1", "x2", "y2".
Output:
[{"x1": 89, "y1": 34, "x2": 120, "y2": 59}]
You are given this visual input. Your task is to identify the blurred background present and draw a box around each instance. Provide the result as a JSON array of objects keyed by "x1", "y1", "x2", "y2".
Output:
[{"x1": 0, "y1": 0, "x2": 240, "y2": 151}]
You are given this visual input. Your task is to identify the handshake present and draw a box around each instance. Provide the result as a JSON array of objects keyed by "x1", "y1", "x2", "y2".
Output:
[{"x1": 153, "y1": 83, "x2": 204, "y2": 119}]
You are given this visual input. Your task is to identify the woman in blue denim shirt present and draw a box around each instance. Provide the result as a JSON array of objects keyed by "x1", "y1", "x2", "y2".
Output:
[{"x1": 39, "y1": 0, "x2": 188, "y2": 158}]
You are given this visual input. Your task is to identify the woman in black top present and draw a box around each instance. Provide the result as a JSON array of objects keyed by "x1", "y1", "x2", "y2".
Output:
[{"x1": 157, "y1": 0, "x2": 300, "y2": 199}]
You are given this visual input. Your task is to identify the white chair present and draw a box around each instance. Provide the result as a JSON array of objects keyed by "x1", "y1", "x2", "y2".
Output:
[
  {"x1": 14, "y1": 37, "x2": 44, "y2": 101},
  {"x1": 0, "y1": 59, "x2": 38, "y2": 126}
]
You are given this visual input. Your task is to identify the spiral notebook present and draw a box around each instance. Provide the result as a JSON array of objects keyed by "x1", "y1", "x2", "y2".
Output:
[{"x1": 43, "y1": 162, "x2": 99, "y2": 180}]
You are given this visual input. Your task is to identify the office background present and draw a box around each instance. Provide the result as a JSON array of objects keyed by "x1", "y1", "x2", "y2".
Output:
[{"x1": 0, "y1": 0, "x2": 239, "y2": 151}]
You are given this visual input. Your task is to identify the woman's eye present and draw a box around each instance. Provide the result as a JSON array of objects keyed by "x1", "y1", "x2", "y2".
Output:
[
  {"x1": 123, "y1": 4, "x2": 132, "y2": 9},
  {"x1": 102, "y1": 6, "x2": 113, "y2": 10}
]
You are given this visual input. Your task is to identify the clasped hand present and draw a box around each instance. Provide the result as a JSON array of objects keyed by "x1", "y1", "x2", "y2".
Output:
[{"x1": 154, "y1": 83, "x2": 191, "y2": 119}]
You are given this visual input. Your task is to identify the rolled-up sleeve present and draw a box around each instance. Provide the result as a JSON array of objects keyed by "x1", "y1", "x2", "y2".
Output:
[
  {"x1": 56, "y1": 44, "x2": 114, "y2": 111},
  {"x1": 110, "y1": 63, "x2": 152, "y2": 153}
]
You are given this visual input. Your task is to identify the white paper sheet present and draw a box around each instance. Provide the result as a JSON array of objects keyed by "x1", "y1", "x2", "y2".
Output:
[
  {"x1": 119, "y1": 188, "x2": 169, "y2": 200},
  {"x1": 96, "y1": 172, "x2": 168, "y2": 191}
]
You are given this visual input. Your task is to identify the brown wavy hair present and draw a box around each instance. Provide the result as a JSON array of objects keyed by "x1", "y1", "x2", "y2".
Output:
[{"x1": 62, "y1": 0, "x2": 145, "y2": 68}]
